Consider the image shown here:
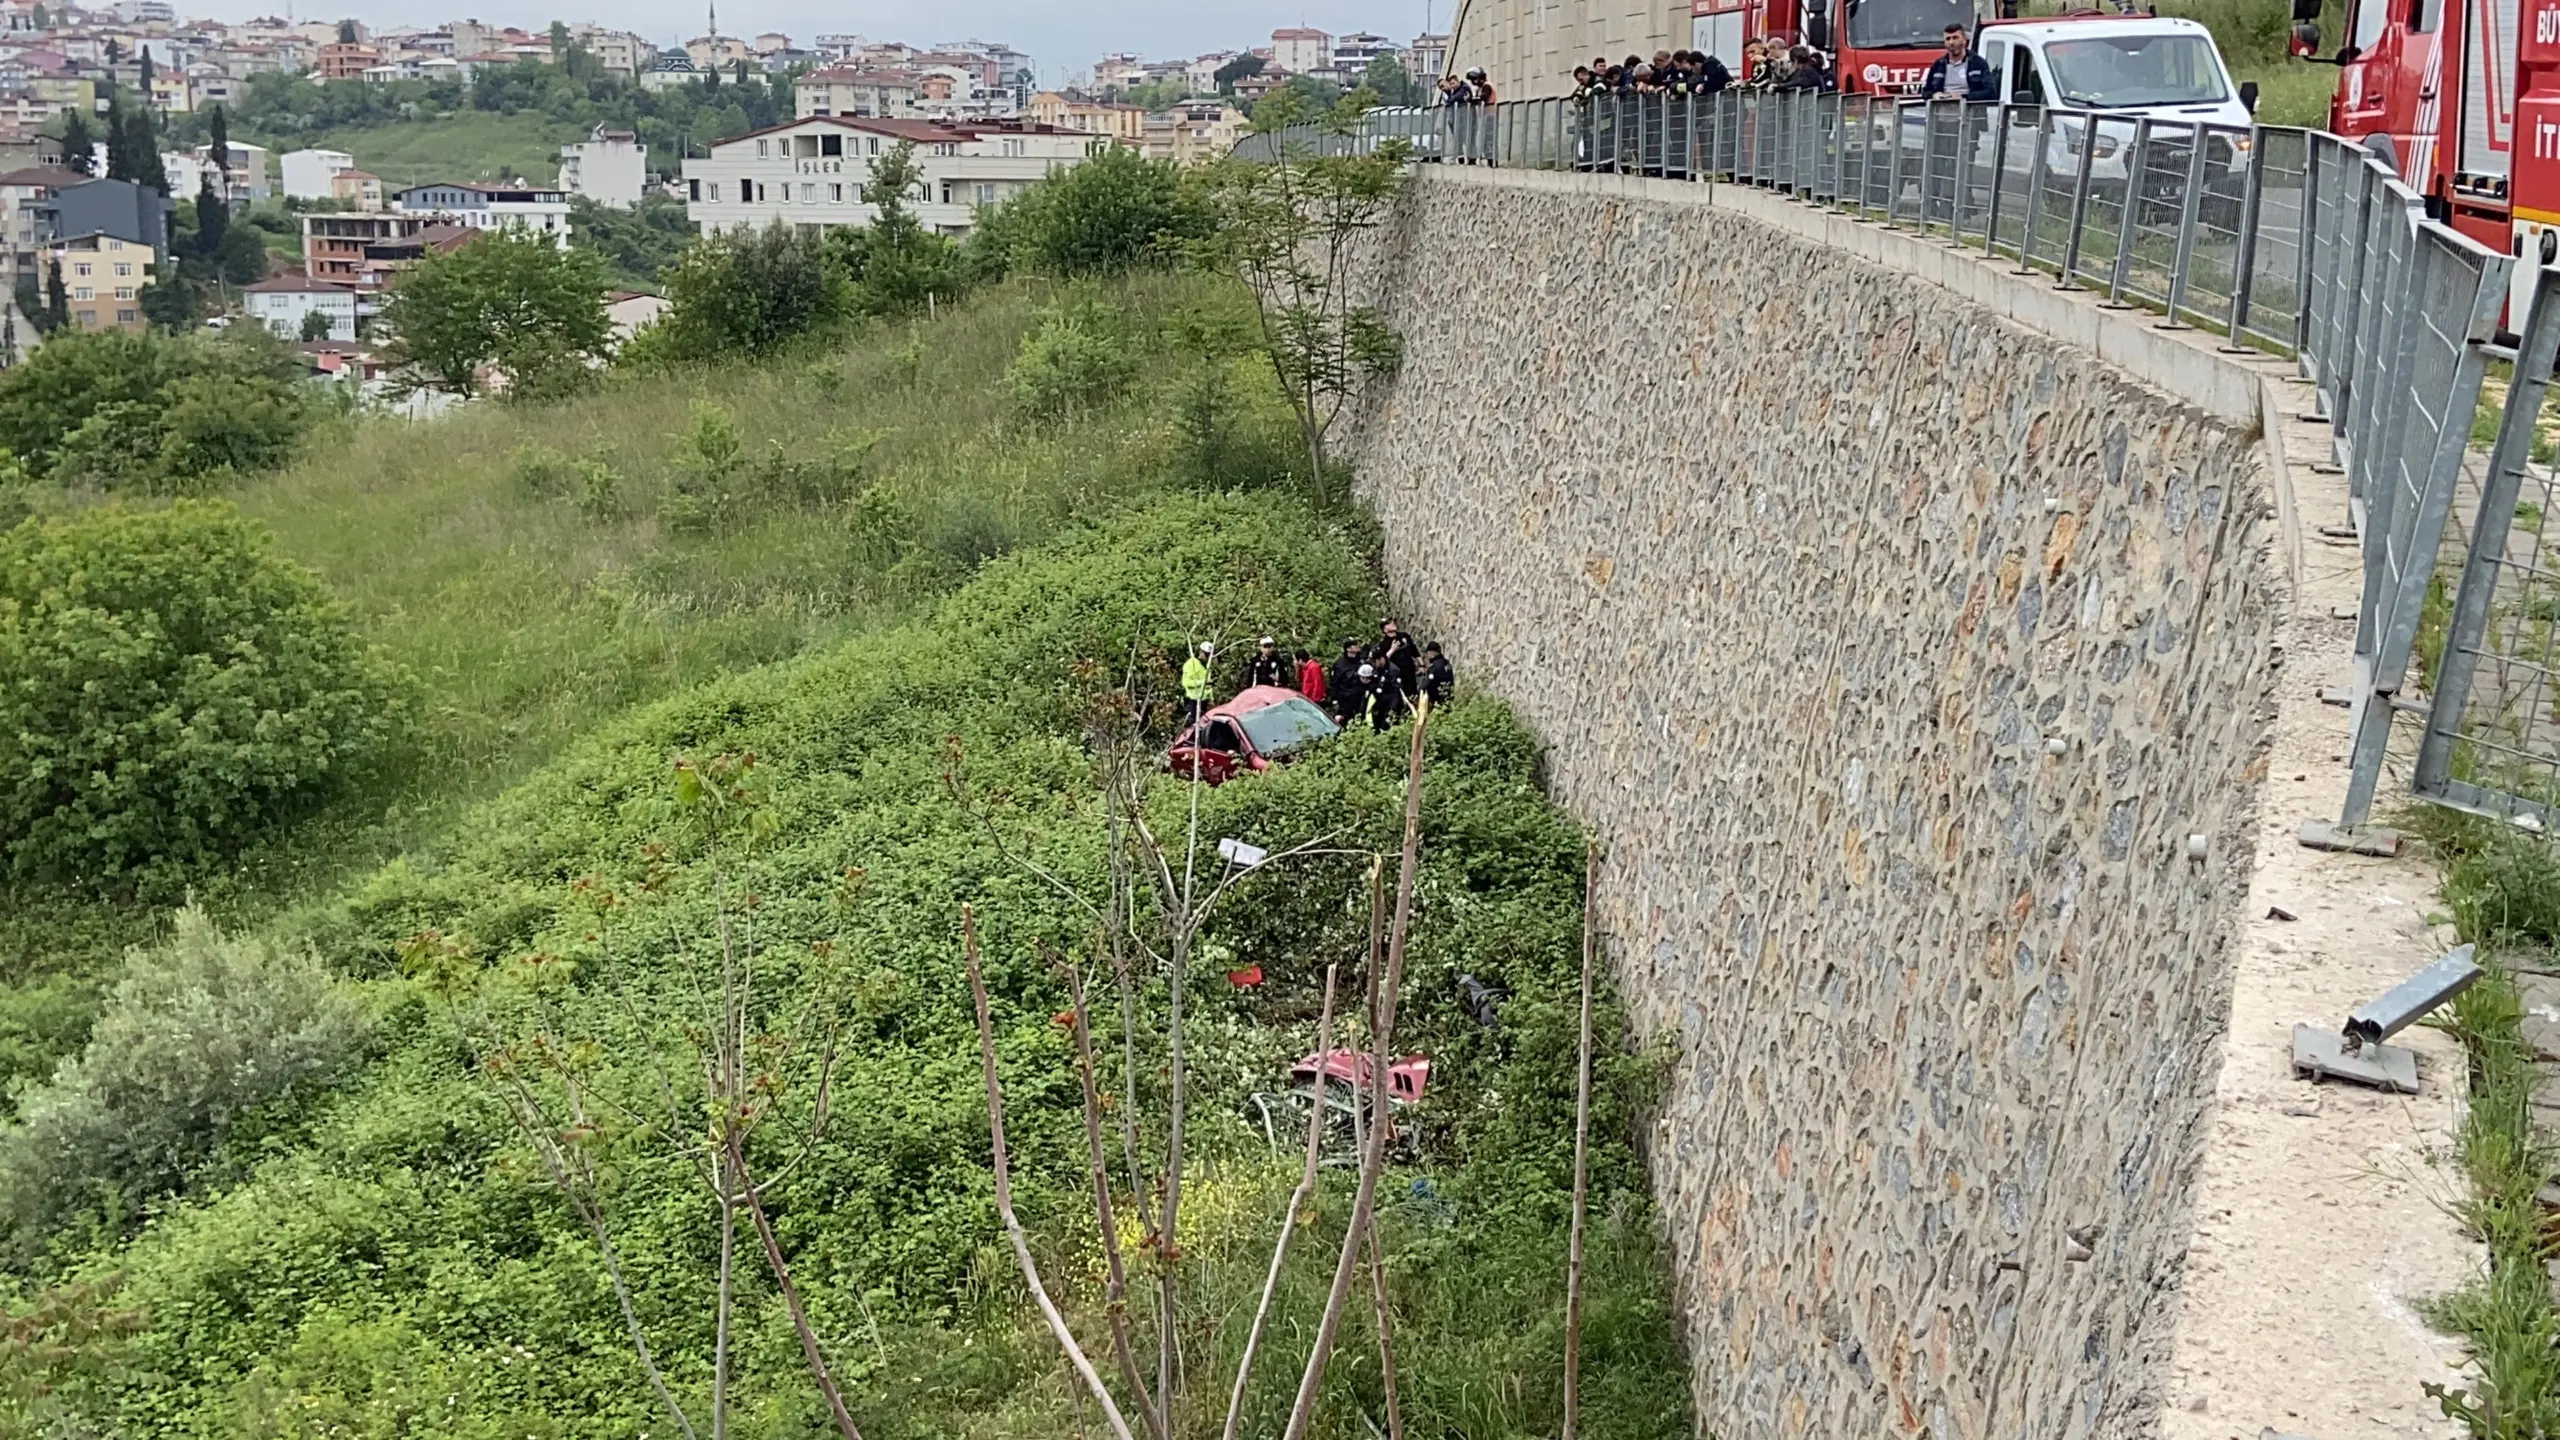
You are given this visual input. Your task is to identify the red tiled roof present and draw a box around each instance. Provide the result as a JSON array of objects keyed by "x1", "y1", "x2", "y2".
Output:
[
  {"x1": 0, "y1": 165, "x2": 89, "y2": 188},
  {"x1": 710, "y1": 113, "x2": 1067, "y2": 149}
]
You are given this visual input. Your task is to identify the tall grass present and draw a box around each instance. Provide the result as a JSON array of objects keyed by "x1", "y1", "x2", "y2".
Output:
[
  {"x1": 0, "y1": 269, "x2": 1300, "y2": 1045},
  {"x1": 2403, "y1": 804, "x2": 2560, "y2": 1436},
  {"x1": 249, "y1": 269, "x2": 1272, "y2": 816}
]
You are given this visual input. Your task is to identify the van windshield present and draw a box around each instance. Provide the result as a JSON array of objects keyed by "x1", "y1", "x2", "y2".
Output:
[
  {"x1": 1846, "y1": 0, "x2": 1978, "y2": 50},
  {"x1": 2042, "y1": 34, "x2": 2228, "y2": 107}
]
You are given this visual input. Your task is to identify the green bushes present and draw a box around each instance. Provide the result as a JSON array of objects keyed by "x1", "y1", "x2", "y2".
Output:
[
  {"x1": 376, "y1": 228, "x2": 614, "y2": 399},
  {"x1": 0, "y1": 906, "x2": 368, "y2": 1249},
  {"x1": 0, "y1": 502, "x2": 411, "y2": 884},
  {"x1": 1002, "y1": 301, "x2": 1137, "y2": 420},
  {"x1": 65, "y1": 496, "x2": 1690, "y2": 1438},
  {"x1": 1002, "y1": 146, "x2": 1207, "y2": 277},
  {"x1": 0, "y1": 328, "x2": 312, "y2": 489},
  {"x1": 643, "y1": 220, "x2": 850, "y2": 363}
]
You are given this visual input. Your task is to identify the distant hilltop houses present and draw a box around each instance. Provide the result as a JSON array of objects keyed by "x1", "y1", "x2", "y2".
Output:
[{"x1": 0, "y1": 6, "x2": 1437, "y2": 360}]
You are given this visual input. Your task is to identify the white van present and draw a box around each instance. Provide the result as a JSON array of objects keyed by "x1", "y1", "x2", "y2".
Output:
[{"x1": 1972, "y1": 14, "x2": 2257, "y2": 189}]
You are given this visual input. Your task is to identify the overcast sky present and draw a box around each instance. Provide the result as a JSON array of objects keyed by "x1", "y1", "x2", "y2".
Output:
[{"x1": 203, "y1": 0, "x2": 1441, "y2": 86}]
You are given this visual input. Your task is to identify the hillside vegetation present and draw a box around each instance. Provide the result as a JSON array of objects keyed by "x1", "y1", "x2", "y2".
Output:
[
  {"x1": 0, "y1": 134, "x2": 1694, "y2": 1438},
  {"x1": 266, "y1": 112, "x2": 589, "y2": 189}
]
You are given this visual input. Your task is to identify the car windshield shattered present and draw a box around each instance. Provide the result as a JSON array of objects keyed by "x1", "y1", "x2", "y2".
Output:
[
  {"x1": 2044, "y1": 34, "x2": 2227, "y2": 107},
  {"x1": 1235, "y1": 696, "x2": 1338, "y2": 757},
  {"x1": 1846, "y1": 0, "x2": 1978, "y2": 51}
]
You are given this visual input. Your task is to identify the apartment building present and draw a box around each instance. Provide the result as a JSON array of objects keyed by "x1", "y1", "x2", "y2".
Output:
[
  {"x1": 280, "y1": 146, "x2": 353, "y2": 200},
  {"x1": 243, "y1": 272, "x2": 356, "y2": 340},
  {"x1": 1184, "y1": 52, "x2": 1238, "y2": 93},
  {"x1": 1091, "y1": 51, "x2": 1146, "y2": 90},
  {"x1": 558, "y1": 125, "x2": 644, "y2": 207},
  {"x1": 315, "y1": 41, "x2": 376, "y2": 79},
  {"x1": 563, "y1": 23, "x2": 647, "y2": 77},
  {"x1": 1408, "y1": 34, "x2": 1451, "y2": 80},
  {"x1": 1140, "y1": 101, "x2": 1247, "y2": 166},
  {"x1": 1024, "y1": 91, "x2": 1144, "y2": 142},
  {"x1": 681, "y1": 115, "x2": 1093, "y2": 238},
  {"x1": 329, "y1": 168, "x2": 382, "y2": 209},
  {"x1": 49, "y1": 230, "x2": 151, "y2": 331},
  {"x1": 394, "y1": 182, "x2": 571, "y2": 243},
  {"x1": 0, "y1": 169, "x2": 168, "y2": 286},
  {"x1": 162, "y1": 140, "x2": 269, "y2": 203},
  {"x1": 1269, "y1": 27, "x2": 1331, "y2": 75},
  {"x1": 794, "y1": 67, "x2": 921, "y2": 120},
  {"x1": 300, "y1": 211, "x2": 475, "y2": 326}
]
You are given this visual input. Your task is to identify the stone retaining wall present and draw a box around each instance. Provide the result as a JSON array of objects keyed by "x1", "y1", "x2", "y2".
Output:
[{"x1": 1346, "y1": 169, "x2": 2284, "y2": 1439}]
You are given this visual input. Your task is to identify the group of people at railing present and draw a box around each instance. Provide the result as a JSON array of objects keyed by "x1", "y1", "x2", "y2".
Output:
[{"x1": 1425, "y1": 22, "x2": 2019, "y2": 171}]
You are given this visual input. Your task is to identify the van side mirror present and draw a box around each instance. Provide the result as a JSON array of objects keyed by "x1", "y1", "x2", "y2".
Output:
[{"x1": 2239, "y1": 79, "x2": 2260, "y2": 112}]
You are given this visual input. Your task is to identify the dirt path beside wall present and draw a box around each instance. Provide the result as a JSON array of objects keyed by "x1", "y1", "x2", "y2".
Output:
[{"x1": 2159, "y1": 375, "x2": 2476, "y2": 1440}]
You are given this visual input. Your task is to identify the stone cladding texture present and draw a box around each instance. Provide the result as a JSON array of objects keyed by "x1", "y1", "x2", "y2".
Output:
[{"x1": 1343, "y1": 173, "x2": 2283, "y2": 1439}]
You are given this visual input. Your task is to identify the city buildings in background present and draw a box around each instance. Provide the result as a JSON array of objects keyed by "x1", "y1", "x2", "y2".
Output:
[
  {"x1": 0, "y1": 2, "x2": 1433, "y2": 364},
  {"x1": 679, "y1": 114, "x2": 1093, "y2": 238},
  {"x1": 557, "y1": 123, "x2": 644, "y2": 207}
]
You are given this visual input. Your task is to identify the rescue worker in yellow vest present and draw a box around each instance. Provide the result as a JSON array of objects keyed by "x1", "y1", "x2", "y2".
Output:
[{"x1": 1182, "y1": 642, "x2": 1214, "y2": 730}]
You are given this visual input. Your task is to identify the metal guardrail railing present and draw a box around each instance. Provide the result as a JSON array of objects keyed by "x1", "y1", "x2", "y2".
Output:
[{"x1": 1237, "y1": 93, "x2": 2560, "y2": 832}]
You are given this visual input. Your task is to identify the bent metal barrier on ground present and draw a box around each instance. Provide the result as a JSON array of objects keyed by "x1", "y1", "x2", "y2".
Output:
[{"x1": 1241, "y1": 91, "x2": 2560, "y2": 835}]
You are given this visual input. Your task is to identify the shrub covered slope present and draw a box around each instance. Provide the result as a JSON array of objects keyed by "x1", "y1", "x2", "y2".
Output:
[{"x1": 28, "y1": 496, "x2": 1688, "y2": 1438}]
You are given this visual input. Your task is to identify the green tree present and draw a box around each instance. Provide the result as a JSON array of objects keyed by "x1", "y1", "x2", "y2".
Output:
[
  {"x1": 646, "y1": 220, "x2": 846, "y2": 361},
  {"x1": 122, "y1": 96, "x2": 167, "y2": 194},
  {"x1": 100, "y1": 95, "x2": 129, "y2": 181},
  {"x1": 827, "y1": 139, "x2": 961, "y2": 316},
  {"x1": 0, "y1": 503, "x2": 409, "y2": 883},
  {"x1": 1010, "y1": 145, "x2": 1204, "y2": 277},
  {"x1": 56, "y1": 108, "x2": 91, "y2": 175},
  {"x1": 336, "y1": 16, "x2": 358, "y2": 42},
  {"x1": 1002, "y1": 300, "x2": 1137, "y2": 420},
  {"x1": 212, "y1": 221, "x2": 268, "y2": 285},
  {"x1": 567, "y1": 192, "x2": 692, "y2": 286},
  {"x1": 0, "y1": 327, "x2": 308, "y2": 476},
  {"x1": 1185, "y1": 90, "x2": 1410, "y2": 503},
  {"x1": 1363, "y1": 54, "x2": 1420, "y2": 107},
  {"x1": 41, "y1": 259, "x2": 65, "y2": 333},
  {"x1": 195, "y1": 103, "x2": 229, "y2": 260},
  {"x1": 377, "y1": 228, "x2": 612, "y2": 396},
  {"x1": 300, "y1": 307, "x2": 335, "y2": 341},
  {"x1": 1215, "y1": 53, "x2": 1267, "y2": 90},
  {"x1": 136, "y1": 273, "x2": 197, "y2": 331}
]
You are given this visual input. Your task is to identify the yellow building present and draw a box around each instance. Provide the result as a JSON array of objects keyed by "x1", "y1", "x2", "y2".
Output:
[
  {"x1": 1025, "y1": 91, "x2": 1147, "y2": 142},
  {"x1": 49, "y1": 231, "x2": 154, "y2": 332},
  {"x1": 1141, "y1": 101, "x2": 1249, "y2": 165}
]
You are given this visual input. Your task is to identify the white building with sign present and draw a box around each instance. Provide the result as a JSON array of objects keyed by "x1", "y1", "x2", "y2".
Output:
[{"x1": 679, "y1": 115, "x2": 1094, "y2": 237}]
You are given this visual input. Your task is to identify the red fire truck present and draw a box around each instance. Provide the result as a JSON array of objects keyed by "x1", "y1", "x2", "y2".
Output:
[
  {"x1": 2324, "y1": 0, "x2": 2560, "y2": 320},
  {"x1": 1690, "y1": 0, "x2": 1980, "y2": 93}
]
